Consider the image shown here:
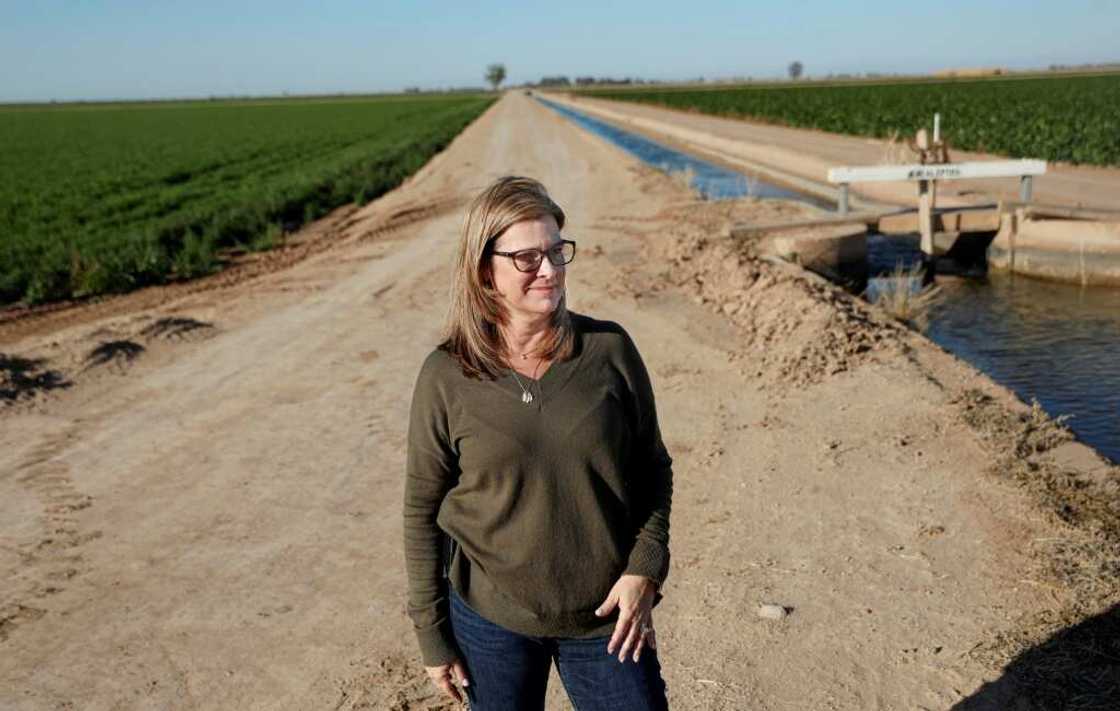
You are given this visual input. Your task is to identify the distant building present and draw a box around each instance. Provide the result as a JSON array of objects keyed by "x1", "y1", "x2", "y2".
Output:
[{"x1": 933, "y1": 67, "x2": 1007, "y2": 78}]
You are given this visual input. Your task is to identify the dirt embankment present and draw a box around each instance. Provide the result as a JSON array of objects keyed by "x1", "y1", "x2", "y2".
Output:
[
  {"x1": 1, "y1": 91, "x2": 1118, "y2": 711},
  {"x1": 612, "y1": 185, "x2": 1120, "y2": 708}
]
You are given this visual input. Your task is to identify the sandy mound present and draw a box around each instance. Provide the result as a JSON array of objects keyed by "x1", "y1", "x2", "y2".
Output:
[{"x1": 617, "y1": 197, "x2": 907, "y2": 388}]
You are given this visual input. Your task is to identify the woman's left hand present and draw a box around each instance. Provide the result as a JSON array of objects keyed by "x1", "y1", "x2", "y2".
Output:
[{"x1": 595, "y1": 573, "x2": 658, "y2": 662}]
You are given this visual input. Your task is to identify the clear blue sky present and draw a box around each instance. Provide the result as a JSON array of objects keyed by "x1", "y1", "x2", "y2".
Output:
[{"x1": 2, "y1": 0, "x2": 1118, "y2": 101}]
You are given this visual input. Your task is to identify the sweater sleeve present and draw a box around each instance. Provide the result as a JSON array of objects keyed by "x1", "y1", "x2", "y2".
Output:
[
  {"x1": 402, "y1": 351, "x2": 461, "y2": 666},
  {"x1": 618, "y1": 330, "x2": 674, "y2": 591}
]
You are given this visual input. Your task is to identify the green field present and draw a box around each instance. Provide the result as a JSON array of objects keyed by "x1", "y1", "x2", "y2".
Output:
[
  {"x1": 0, "y1": 94, "x2": 493, "y2": 306},
  {"x1": 580, "y1": 73, "x2": 1120, "y2": 167}
]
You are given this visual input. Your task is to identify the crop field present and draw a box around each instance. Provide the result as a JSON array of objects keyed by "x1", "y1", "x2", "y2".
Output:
[
  {"x1": 581, "y1": 73, "x2": 1120, "y2": 168},
  {"x1": 0, "y1": 94, "x2": 493, "y2": 306}
]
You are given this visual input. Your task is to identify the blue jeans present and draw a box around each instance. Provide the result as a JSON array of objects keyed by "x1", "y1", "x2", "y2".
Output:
[{"x1": 449, "y1": 586, "x2": 669, "y2": 710}]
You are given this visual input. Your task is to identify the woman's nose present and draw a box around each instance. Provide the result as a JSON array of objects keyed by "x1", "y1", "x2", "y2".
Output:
[{"x1": 536, "y1": 255, "x2": 560, "y2": 279}]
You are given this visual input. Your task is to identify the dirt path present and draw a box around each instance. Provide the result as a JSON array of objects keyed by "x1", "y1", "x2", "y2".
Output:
[{"x1": 1, "y1": 92, "x2": 1115, "y2": 710}]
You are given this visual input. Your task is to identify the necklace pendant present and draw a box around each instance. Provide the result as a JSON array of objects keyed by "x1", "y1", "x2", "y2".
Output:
[{"x1": 522, "y1": 391, "x2": 534, "y2": 404}]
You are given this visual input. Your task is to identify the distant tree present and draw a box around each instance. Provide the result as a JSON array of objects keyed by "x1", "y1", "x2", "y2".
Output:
[
  {"x1": 788, "y1": 61, "x2": 804, "y2": 80},
  {"x1": 486, "y1": 64, "x2": 507, "y2": 91}
]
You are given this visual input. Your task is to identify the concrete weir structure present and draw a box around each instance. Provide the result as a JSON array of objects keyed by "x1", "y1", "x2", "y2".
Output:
[
  {"x1": 726, "y1": 213, "x2": 869, "y2": 279},
  {"x1": 542, "y1": 91, "x2": 1120, "y2": 288},
  {"x1": 989, "y1": 209, "x2": 1120, "y2": 286},
  {"x1": 756, "y1": 223, "x2": 868, "y2": 280}
]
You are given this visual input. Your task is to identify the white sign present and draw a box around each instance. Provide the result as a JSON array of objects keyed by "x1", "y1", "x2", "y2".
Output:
[{"x1": 827, "y1": 160, "x2": 1046, "y2": 184}]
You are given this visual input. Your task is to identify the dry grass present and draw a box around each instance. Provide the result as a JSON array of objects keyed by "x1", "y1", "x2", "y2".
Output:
[
  {"x1": 743, "y1": 173, "x2": 760, "y2": 198},
  {"x1": 881, "y1": 128, "x2": 905, "y2": 164},
  {"x1": 953, "y1": 387, "x2": 1120, "y2": 710},
  {"x1": 957, "y1": 389, "x2": 1118, "y2": 545},
  {"x1": 665, "y1": 164, "x2": 700, "y2": 197},
  {"x1": 864, "y1": 261, "x2": 944, "y2": 332}
]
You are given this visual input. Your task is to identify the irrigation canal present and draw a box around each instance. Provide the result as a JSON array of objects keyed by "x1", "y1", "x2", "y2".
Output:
[{"x1": 538, "y1": 97, "x2": 1120, "y2": 464}]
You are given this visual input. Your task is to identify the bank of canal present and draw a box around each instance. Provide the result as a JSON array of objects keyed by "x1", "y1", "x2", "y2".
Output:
[{"x1": 538, "y1": 96, "x2": 1120, "y2": 464}]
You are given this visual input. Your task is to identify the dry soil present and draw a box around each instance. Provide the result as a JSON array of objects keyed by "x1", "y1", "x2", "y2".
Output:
[{"x1": 1, "y1": 91, "x2": 1117, "y2": 711}]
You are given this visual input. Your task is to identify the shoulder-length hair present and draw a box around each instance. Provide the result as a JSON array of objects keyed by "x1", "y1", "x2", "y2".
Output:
[{"x1": 440, "y1": 176, "x2": 575, "y2": 380}]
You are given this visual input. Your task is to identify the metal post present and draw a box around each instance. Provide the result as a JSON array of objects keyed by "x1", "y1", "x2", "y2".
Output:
[
  {"x1": 1019, "y1": 175, "x2": 1033, "y2": 203},
  {"x1": 838, "y1": 183, "x2": 849, "y2": 215},
  {"x1": 918, "y1": 179, "x2": 934, "y2": 257}
]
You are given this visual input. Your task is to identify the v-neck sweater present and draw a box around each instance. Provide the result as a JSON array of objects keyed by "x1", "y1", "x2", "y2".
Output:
[{"x1": 402, "y1": 311, "x2": 674, "y2": 666}]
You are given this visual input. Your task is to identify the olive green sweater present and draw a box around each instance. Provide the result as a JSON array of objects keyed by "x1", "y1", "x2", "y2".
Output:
[{"x1": 402, "y1": 312, "x2": 674, "y2": 666}]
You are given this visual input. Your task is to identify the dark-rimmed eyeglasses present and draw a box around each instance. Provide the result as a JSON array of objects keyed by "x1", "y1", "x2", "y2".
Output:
[{"x1": 490, "y1": 239, "x2": 576, "y2": 273}]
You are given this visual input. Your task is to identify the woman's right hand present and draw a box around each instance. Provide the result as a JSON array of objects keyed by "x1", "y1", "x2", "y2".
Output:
[{"x1": 425, "y1": 658, "x2": 471, "y2": 705}]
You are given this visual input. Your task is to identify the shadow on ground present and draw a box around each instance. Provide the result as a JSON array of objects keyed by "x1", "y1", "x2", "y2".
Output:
[
  {"x1": 0, "y1": 353, "x2": 71, "y2": 402},
  {"x1": 84, "y1": 340, "x2": 145, "y2": 368},
  {"x1": 954, "y1": 603, "x2": 1120, "y2": 711},
  {"x1": 140, "y1": 316, "x2": 214, "y2": 340}
]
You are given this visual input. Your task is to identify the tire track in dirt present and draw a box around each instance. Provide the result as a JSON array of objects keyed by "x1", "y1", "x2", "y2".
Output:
[{"x1": 1, "y1": 423, "x2": 97, "y2": 643}]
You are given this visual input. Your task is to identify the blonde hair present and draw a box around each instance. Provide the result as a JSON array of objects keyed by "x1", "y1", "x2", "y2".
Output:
[{"x1": 440, "y1": 176, "x2": 575, "y2": 379}]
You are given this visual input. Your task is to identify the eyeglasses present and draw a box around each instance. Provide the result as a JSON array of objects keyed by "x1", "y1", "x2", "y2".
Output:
[{"x1": 490, "y1": 239, "x2": 576, "y2": 273}]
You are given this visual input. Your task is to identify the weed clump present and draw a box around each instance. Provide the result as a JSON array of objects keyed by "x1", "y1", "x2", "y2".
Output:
[{"x1": 864, "y1": 261, "x2": 944, "y2": 332}]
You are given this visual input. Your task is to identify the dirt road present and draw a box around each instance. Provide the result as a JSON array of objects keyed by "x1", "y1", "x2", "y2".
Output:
[{"x1": 2, "y1": 92, "x2": 1115, "y2": 710}]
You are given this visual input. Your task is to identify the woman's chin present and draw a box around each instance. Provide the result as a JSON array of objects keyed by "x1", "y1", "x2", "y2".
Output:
[
  {"x1": 529, "y1": 290, "x2": 563, "y2": 305},
  {"x1": 517, "y1": 299, "x2": 561, "y2": 317}
]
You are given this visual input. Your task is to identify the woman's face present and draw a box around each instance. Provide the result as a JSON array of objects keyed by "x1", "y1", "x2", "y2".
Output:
[{"x1": 487, "y1": 215, "x2": 566, "y2": 322}]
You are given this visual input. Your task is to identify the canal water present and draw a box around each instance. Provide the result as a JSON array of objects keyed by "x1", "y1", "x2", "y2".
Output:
[
  {"x1": 538, "y1": 97, "x2": 1120, "y2": 464},
  {"x1": 539, "y1": 98, "x2": 831, "y2": 206}
]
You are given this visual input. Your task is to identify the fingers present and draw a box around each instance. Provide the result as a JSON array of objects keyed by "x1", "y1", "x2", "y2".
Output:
[
  {"x1": 426, "y1": 662, "x2": 465, "y2": 705},
  {"x1": 617, "y1": 614, "x2": 643, "y2": 663},
  {"x1": 451, "y1": 659, "x2": 471, "y2": 689},
  {"x1": 606, "y1": 607, "x2": 630, "y2": 655},
  {"x1": 630, "y1": 625, "x2": 647, "y2": 662},
  {"x1": 595, "y1": 588, "x2": 619, "y2": 618},
  {"x1": 606, "y1": 595, "x2": 644, "y2": 655},
  {"x1": 629, "y1": 614, "x2": 658, "y2": 662},
  {"x1": 435, "y1": 673, "x2": 462, "y2": 704}
]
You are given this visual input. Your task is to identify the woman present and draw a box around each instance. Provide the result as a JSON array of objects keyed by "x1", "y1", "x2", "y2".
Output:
[{"x1": 403, "y1": 176, "x2": 674, "y2": 710}]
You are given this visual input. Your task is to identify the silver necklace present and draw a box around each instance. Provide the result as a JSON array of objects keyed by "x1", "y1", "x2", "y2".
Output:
[
  {"x1": 510, "y1": 369, "x2": 535, "y2": 404},
  {"x1": 509, "y1": 354, "x2": 544, "y2": 405}
]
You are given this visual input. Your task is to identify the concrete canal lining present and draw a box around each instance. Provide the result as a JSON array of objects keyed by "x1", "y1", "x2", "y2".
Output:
[{"x1": 989, "y1": 212, "x2": 1120, "y2": 287}]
